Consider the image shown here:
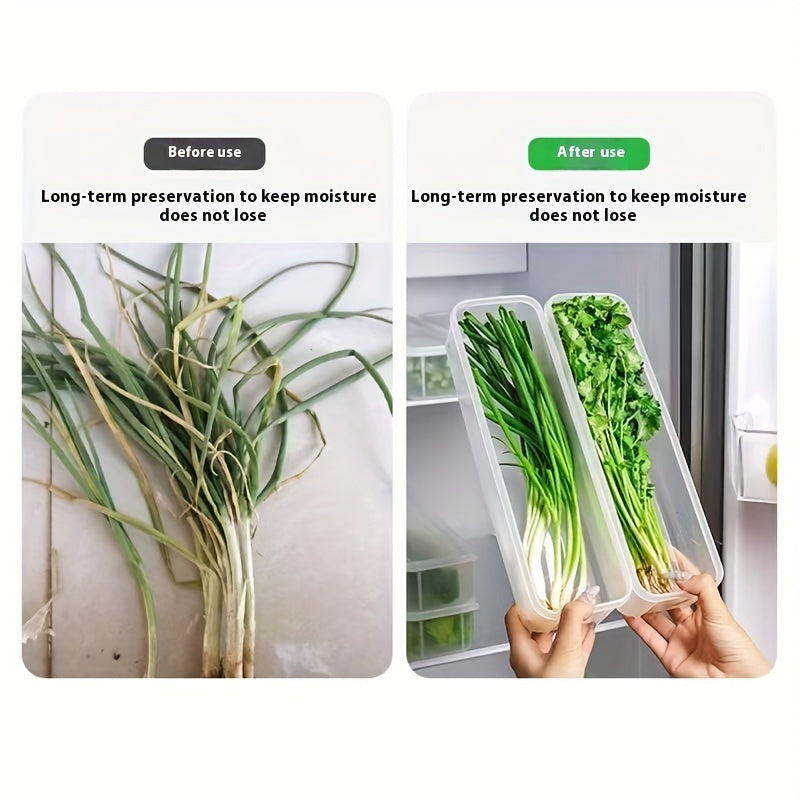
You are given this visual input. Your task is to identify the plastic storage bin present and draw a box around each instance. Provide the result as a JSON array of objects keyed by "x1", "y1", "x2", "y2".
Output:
[
  {"x1": 407, "y1": 313, "x2": 456, "y2": 401},
  {"x1": 406, "y1": 601, "x2": 479, "y2": 661},
  {"x1": 545, "y1": 293, "x2": 724, "y2": 617},
  {"x1": 407, "y1": 526, "x2": 476, "y2": 612},
  {"x1": 446, "y1": 296, "x2": 632, "y2": 632}
]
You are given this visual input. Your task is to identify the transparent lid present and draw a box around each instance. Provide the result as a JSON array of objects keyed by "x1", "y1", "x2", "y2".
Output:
[
  {"x1": 406, "y1": 600, "x2": 480, "y2": 623},
  {"x1": 407, "y1": 523, "x2": 476, "y2": 572},
  {"x1": 408, "y1": 312, "x2": 450, "y2": 356}
]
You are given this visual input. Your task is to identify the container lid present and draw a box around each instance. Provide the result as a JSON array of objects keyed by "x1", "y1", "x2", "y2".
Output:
[
  {"x1": 406, "y1": 600, "x2": 480, "y2": 623},
  {"x1": 407, "y1": 525, "x2": 476, "y2": 572},
  {"x1": 408, "y1": 312, "x2": 450, "y2": 356}
]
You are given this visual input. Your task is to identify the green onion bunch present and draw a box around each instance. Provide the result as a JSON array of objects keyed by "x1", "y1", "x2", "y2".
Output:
[{"x1": 460, "y1": 307, "x2": 587, "y2": 612}]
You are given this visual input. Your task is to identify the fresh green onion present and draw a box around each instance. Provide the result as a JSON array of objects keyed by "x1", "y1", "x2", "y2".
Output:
[{"x1": 459, "y1": 308, "x2": 587, "y2": 612}]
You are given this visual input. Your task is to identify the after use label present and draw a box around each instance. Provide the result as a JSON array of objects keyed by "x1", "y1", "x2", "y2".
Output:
[{"x1": 529, "y1": 138, "x2": 650, "y2": 170}]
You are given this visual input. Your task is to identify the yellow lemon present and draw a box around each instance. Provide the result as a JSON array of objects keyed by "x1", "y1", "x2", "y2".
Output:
[{"x1": 765, "y1": 443, "x2": 778, "y2": 487}]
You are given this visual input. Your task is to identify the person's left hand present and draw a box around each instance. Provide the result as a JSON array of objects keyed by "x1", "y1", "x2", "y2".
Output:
[{"x1": 505, "y1": 587, "x2": 598, "y2": 678}]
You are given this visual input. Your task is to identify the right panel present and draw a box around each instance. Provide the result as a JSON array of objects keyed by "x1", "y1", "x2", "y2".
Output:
[{"x1": 406, "y1": 93, "x2": 776, "y2": 679}]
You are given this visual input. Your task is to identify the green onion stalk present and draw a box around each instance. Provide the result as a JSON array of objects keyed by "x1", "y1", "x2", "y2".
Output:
[
  {"x1": 22, "y1": 243, "x2": 392, "y2": 677},
  {"x1": 552, "y1": 295, "x2": 675, "y2": 594},
  {"x1": 459, "y1": 308, "x2": 587, "y2": 612}
]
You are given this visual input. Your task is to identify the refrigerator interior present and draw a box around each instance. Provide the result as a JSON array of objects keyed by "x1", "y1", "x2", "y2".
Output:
[{"x1": 407, "y1": 242, "x2": 774, "y2": 678}]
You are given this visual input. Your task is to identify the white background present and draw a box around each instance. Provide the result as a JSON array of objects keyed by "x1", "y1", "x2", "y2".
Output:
[{"x1": 3, "y1": 1, "x2": 799, "y2": 798}]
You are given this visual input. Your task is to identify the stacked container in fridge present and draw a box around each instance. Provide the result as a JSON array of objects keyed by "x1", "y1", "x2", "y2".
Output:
[
  {"x1": 407, "y1": 313, "x2": 456, "y2": 401},
  {"x1": 406, "y1": 525, "x2": 478, "y2": 661}
]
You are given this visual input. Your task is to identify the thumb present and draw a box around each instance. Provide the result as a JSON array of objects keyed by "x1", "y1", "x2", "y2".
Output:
[
  {"x1": 675, "y1": 572, "x2": 728, "y2": 620},
  {"x1": 551, "y1": 588, "x2": 597, "y2": 658}
]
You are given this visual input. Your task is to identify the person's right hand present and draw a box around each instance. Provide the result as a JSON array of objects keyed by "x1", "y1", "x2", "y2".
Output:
[{"x1": 624, "y1": 571, "x2": 770, "y2": 678}]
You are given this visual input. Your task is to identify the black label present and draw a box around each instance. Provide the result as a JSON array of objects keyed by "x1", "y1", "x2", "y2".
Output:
[{"x1": 144, "y1": 138, "x2": 265, "y2": 170}]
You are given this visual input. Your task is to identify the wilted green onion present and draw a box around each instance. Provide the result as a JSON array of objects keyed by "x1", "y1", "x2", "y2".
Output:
[{"x1": 22, "y1": 243, "x2": 392, "y2": 677}]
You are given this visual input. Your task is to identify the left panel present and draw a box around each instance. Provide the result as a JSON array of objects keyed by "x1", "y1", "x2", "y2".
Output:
[{"x1": 22, "y1": 94, "x2": 392, "y2": 678}]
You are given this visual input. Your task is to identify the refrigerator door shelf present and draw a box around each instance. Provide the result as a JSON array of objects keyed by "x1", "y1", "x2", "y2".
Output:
[
  {"x1": 446, "y1": 295, "x2": 632, "y2": 633},
  {"x1": 729, "y1": 413, "x2": 777, "y2": 504},
  {"x1": 545, "y1": 293, "x2": 724, "y2": 617}
]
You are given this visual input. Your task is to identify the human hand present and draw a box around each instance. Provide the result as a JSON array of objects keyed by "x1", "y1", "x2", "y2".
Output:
[
  {"x1": 624, "y1": 568, "x2": 770, "y2": 678},
  {"x1": 505, "y1": 587, "x2": 598, "y2": 678}
]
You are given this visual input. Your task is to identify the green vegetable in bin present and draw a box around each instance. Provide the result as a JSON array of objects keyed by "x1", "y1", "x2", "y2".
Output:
[
  {"x1": 406, "y1": 357, "x2": 424, "y2": 396},
  {"x1": 424, "y1": 615, "x2": 462, "y2": 646},
  {"x1": 408, "y1": 611, "x2": 475, "y2": 659},
  {"x1": 423, "y1": 354, "x2": 454, "y2": 395},
  {"x1": 459, "y1": 307, "x2": 588, "y2": 612},
  {"x1": 552, "y1": 295, "x2": 676, "y2": 594},
  {"x1": 407, "y1": 621, "x2": 421, "y2": 657},
  {"x1": 423, "y1": 567, "x2": 460, "y2": 605}
]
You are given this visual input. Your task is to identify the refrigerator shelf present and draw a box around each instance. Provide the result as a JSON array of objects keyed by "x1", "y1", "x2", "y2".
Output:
[
  {"x1": 407, "y1": 395, "x2": 459, "y2": 408},
  {"x1": 409, "y1": 616, "x2": 630, "y2": 670},
  {"x1": 729, "y1": 414, "x2": 777, "y2": 504}
]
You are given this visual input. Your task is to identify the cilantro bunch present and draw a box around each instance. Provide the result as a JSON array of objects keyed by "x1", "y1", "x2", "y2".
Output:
[
  {"x1": 552, "y1": 295, "x2": 675, "y2": 594},
  {"x1": 460, "y1": 307, "x2": 587, "y2": 612}
]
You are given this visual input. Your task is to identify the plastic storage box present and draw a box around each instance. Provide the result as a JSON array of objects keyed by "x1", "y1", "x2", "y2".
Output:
[
  {"x1": 545, "y1": 293, "x2": 724, "y2": 617},
  {"x1": 406, "y1": 601, "x2": 479, "y2": 661},
  {"x1": 407, "y1": 526, "x2": 476, "y2": 612},
  {"x1": 446, "y1": 296, "x2": 632, "y2": 632},
  {"x1": 407, "y1": 313, "x2": 456, "y2": 401}
]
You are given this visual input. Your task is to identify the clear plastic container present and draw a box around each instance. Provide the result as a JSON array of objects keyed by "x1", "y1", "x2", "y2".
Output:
[
  {"x1": 407, "y1": 313, "x2": 456, "y2": 400},
  {"x1": 446, "y1": 296, "x2": 632, "y2": 632},
  {"x1": 407, "y1": 526, "x2": 476, "y2": 612},
  {"x1": 729, "y1": 413, "x2": 777, "y2": 504},
  {"x1": 406, "y1": 601, "x2": 479, "y2": 661},
  {"x1": 545, "y1": 293, "x2": 724, "y2": 617}
]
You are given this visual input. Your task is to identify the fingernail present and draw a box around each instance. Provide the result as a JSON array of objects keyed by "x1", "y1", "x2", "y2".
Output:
[
  {"x1": 578, "y1": 585, "x2": 600, "y2": 604},
  {"x1": 663, "y1": 570, "x2": 693, "y2": 581}
]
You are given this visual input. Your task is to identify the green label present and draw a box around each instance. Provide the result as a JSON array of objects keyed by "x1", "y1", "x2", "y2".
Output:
[{"x1": 529, "y1": 138, "x2": 650, "y2": 170}]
